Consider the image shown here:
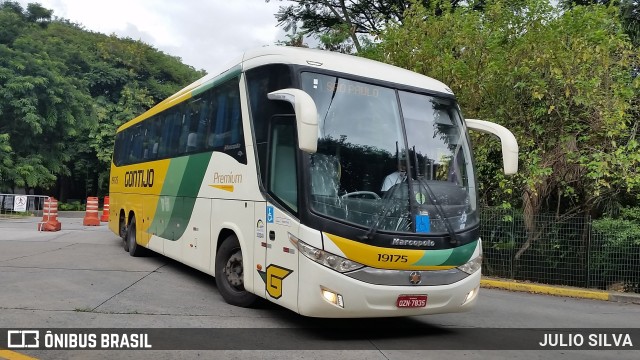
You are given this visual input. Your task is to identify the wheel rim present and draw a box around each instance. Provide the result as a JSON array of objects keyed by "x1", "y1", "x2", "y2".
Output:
[{"x1": 223, "y1": 249, "x2": 244, "y2": 291}]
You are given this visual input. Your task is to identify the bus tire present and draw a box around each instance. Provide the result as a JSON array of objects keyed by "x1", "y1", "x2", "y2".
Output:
[
  {"x1": 125, "y1": 216, "x2": 145, "y2": 257},
  {"x1": 215, "y1": 235, "x2": 258, "y2": 307},
  {"x1": 120, "y1": 213, "x2": 128, "y2": 252}
]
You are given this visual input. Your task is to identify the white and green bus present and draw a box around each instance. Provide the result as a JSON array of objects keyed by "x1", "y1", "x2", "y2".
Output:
[{"x1": 109, "y1": 46, "x2": 518, "y2": 318}]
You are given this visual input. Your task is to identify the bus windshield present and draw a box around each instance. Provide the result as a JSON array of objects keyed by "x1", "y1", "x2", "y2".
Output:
[{"x1": 301, "y1": 72, "x2": 478, "y2": 235}]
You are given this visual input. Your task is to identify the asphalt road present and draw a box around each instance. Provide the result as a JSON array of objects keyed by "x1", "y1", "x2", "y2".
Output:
[{"x1": 0, "y1": 217, "x2": 639, "y2": 360}]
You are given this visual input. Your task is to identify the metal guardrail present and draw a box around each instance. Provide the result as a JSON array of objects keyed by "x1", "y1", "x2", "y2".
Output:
[{"x1": 0, "y1": 194, "x2": 50, "y2": 218}]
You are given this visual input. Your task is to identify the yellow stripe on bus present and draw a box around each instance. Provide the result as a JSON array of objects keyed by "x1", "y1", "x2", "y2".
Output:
[
  {"x1": 209, "y1": 184, "x2": 234, "y2": 192},
  {"x1": 323, "y1": 233, "x2": 456, "y2": 271}
]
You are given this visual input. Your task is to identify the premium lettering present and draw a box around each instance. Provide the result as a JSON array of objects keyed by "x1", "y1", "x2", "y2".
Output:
[{"x1": 213, "y1": 172, "x2": 242, "y2": 184}]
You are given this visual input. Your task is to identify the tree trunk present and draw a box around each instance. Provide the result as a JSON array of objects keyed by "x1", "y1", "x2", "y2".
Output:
[{"x1": 515, "y1": 187, "x2": 541, "y2": 261}]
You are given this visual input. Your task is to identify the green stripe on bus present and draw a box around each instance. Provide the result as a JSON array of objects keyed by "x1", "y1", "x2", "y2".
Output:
[
  {"x1": 148, "y1": 196, "x2": 175, "y2": 238},
  {"x1": 192, "y1": 65, "x2": 242, "y2": 97},
  {"x1": 161, "y1": 157, "x2": 190, "y2": 195},
  {"x1": 412, "y1": 240, "x2": 477, "y2": 267},
  {"x1": 153, "y1": 152, "x2": 212, "y2": 240},
  {"x1": 441, "y1": 240, "x2": 477, "y2": 266},
  {"x1": 176, "y1": 152, "x2": 212, "y2": 197},
  {"x1": 413, "y1": 248, "x2": 454, "y2": 266}
]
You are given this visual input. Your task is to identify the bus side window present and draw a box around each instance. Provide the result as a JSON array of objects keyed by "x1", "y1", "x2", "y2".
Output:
[
  {"x1": 246, "y1": 64, "x2": 294, "y2": 186},
  {"x1": 211, "y1": 93, "x2": 227, "y2": 148},
  {"x1": 158, "y1": 113, "x2": 177, "y2": 158},
  {"x1": 202, "y1": 78, "x2": 246, "y2": 163},
  {"x1": 150, "y1": 120, "x2": 162, "y2": 160},
  {"x1": 268, "y1": 116, "x2": 298, "y2": 212},
  {"x1": 113, "y1": 132, "x2": 126, "y2": 166},
  {"x1": 182, "y1": 100, "x2": 203, "y2": 154},
  {"x1": 228, "y1": 92, "x2": 241, "y2": 144},
  {"x1": 129, "y1": 124, "x2": 144, "y2": 163},
  {"x1": 195, "y1": 99, "x2": 209, "y2": 151}
]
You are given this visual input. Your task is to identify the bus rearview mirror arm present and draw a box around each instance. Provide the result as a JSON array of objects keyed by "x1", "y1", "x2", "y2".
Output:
[
  {"x1": 465, "y1": 119, "x2": 519, "y2": 175},
  {"x1": 268, "y1": 88, "x2": 318, "y2": 153}
]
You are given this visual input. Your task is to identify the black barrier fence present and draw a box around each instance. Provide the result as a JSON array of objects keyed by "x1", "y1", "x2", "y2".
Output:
[
  {"x1": 0, "y1": 194, "x2": 49, "y2": 218},
  {"x1": 1, "y1": 328, "x2": 639, "y2": 350},
  {"x1": 480, "y1": 208, "x2": 640, "y2": 294}
]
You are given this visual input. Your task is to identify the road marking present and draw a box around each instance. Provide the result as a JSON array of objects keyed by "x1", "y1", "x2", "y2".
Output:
[{"x1": 0, "y1": 349, "x2": 38, "y2": 360}]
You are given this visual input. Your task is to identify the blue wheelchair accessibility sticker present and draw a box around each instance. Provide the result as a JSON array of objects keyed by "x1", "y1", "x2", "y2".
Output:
[
  {"x1": 266, "y1": 206, "x2": 274, "y2": 223},
  {"x1": 415, "y1": 214, "x2": 430, "y2": 233}
]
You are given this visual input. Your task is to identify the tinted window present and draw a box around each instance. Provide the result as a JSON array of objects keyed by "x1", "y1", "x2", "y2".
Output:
[
  {"x1": 112, "y1": 77, "x2": 246, "y2": 166},
  {"x1": 246, "y1": 64, "x2": 294, "y2": 187}
]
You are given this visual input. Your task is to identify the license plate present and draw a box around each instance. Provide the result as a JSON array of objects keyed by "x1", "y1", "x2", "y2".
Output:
[{"x1": 396, "y1": 295, "x2": 427, "y2": 308}]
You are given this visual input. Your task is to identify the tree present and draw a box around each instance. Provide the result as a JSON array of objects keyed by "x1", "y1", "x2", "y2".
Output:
[
  {"x1": 560, "y1": 0, "x2": 640, "y2": 46},
  {"x1": 370, "y1": 0, "x2": 639, "y2": 258},
  {"x1": 25, "y1": 3, "x2": 52, "y2": 25},
  {"x1": 267, "y1": 0, "x2": 463, "y2": 52},
  {"x1": 0, "y1": 1, "x2": 203, "y2": 199},
  {"x1": 0, "y1": 133, "x2": 13, "y2": 191},
  {"x1": 0, "y1": 4, "x2": 93, "y2": 192}
]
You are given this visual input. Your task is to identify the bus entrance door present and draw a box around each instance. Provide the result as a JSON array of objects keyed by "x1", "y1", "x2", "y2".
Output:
[{"x1": 262, "y1": 204, "x2": 299, "y2": 312}]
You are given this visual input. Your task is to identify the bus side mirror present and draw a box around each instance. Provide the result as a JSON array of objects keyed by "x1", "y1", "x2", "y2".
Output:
[
  {"x1": 465, "y1": 119, "x2": 519, "y2": 175},
  {"x1": 268, "y1": 88, "x2": 318, "y2": 153}
]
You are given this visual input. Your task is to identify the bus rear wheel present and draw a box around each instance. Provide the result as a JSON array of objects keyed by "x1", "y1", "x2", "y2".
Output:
[
  {"x1": 215, "y1": 235, "x2": 258, "y2": 307},
  {"x1": 125, "y1": 216, "x2": 145, "y2": 257},
  {"x1": 119, "y1": 213, "x2": 127, "y2": 252}
]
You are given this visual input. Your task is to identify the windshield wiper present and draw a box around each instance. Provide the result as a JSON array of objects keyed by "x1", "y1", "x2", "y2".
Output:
[
  {"x1": 415, "y1": 178, "x2": 460, "y2": 245},
  {"x1": 359, "y1": 179, "x2": 408, "y2": 241}
]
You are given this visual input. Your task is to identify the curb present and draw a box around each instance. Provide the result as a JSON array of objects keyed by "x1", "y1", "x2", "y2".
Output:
[{"x1": 480, "y1": 278, "x2": 640, "y2": 305}]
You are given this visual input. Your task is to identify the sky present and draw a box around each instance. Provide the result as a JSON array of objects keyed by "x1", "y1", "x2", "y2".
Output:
[{"x1": 16, "y1": 0, "x2": 291, "y2": 73}]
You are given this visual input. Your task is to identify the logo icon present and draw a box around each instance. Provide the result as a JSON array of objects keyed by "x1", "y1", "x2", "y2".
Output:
[
  {"x1": 409, "y1": 271, "x2": 422, "y2": 285},
  {"x1": 257, "y1": 264, "x2": 293, "y2": 299},
  {"x1": 7, "y1": 330, "x2": 40, "y2": 348}
]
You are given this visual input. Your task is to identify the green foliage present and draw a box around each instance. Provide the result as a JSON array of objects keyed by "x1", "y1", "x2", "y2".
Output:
[
  {"x1": 480, "y1": 207, "x2": 594, "y2": 285},
  {"x1": 268, "y1": 0, "x2": 464, "y2": 52},
  {"x1": 0, "y1": 133, "x2": 13, "y2": 188},
  {"x1": 591, "y1": 207, "x2": 640, "y2": 291},
  {"x1": 0, "y1": 1, "x2": 203, "y2": 196},
  {"x1": 560, "y1": 0, "x2": 640, "y2": 46},
  {"x1": 370, "y1": 0, "x2": 640, "y2": 216},
  {"x1": 58, "y1": 200, "x2": 84, "y2": 211}
]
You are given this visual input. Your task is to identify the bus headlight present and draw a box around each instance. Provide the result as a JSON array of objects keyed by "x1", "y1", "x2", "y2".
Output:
[
  {"x1": 457, "y1": 254, "x2": 482, "y2": 275},
  {"x1": 289, "y1": 233, "x2": 364, "y2": 273}
]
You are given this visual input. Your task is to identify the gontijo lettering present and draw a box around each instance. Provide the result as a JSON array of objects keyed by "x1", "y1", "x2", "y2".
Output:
[{"x1": 124, "y1": 169, "x2": 154, "y2": 188}]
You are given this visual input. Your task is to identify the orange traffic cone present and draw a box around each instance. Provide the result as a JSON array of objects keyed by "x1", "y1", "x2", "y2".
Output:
[
  {"x1": 100, "y1": 196, "x2": 110, "y2": 222},
  {"x1": 38, "y1": 197, "x2": 61, "y2": 231},
  {"x1": 83, "y1": 197, "x2": 101, "y2": 226}
]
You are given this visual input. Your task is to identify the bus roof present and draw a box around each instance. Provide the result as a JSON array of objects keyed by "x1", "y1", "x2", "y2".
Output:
[
  {"x1": 241, "y1": 46, "x2": 453, "y2": 94},
  {"x1": 117, "y1": 46, "x2": 454, "y2": 132}
]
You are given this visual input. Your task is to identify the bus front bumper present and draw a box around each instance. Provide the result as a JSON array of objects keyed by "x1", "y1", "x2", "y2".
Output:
[{"x1": 297, "y1": 257, "x2": 480, "y2": 318}]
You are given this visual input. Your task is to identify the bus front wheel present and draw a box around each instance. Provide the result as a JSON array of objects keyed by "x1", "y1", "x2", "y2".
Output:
[{"x1": 215, "y1": 235, "x2": 258, "y2": 307}]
